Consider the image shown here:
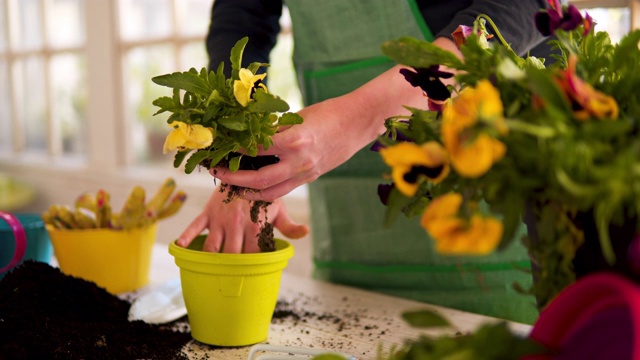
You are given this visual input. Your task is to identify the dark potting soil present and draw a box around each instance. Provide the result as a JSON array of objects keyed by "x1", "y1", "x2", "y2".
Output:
[{"x1": 0, "y1": 261, "x2": 192, "y2": 360}]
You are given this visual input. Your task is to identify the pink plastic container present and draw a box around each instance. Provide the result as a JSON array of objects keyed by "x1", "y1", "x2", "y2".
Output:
[{"x1": 528, "y1": 272, "x2": 640, "y2": 359}]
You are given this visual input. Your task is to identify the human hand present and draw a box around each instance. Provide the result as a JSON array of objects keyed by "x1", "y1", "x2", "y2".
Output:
[
  {"x1": 176, "y1": 186, "x2": 309, "y2": 253},
  {"x1": 212, "y1": 59, "x2": 452, "y2": 201},
  {"x1": 212, "y1": 96, "x2": 378, "y2": 201}
]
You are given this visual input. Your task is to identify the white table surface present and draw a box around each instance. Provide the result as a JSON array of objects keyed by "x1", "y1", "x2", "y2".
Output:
[{"x1": 145, "y1": 244, "x2": 532, "y2": 360}]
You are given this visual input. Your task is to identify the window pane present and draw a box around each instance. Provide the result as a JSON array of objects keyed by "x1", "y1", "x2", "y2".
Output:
[
  {"x1": 0, "y1": 60, "x2": 11, "y2": 152},
  {"x1": 0, "y1": 0, "x2": 7, "y2": 52},
  {"x1": 50, "y1": 53, "x2": 87, "y2": 156},
  {"x1": 123, "y1": 45, "x2": 175, "y2": 164},
  {"x1": 179, "y1": 41, "x2": 207, "y2": 70},
  {"x1": 47, "y1": 0, "x2": 85, "y2": 48},
  {"x1": 14, "y1": 56, "x2": 46, "y2": 152},
  {"x1": 175, "y1": 0, "x2": 210, "y2": 37},
  {"x1": 267, "y1": 31, "x2": 303, "y2": 113},
  {"x1": 8, "y1": 0, "x2": 43, "y2": 51},
  {"x1": 119, "y1": 0, "x2": 172, "y2": 41},
  {"x1": 587, "y1": 7, "x2": 630, "y2": 44}
]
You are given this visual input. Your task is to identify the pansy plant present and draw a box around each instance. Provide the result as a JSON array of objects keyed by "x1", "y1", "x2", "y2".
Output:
[
  {"x1": 151, "y1": 37, "x2": 303, "y2": 174},
  {"x1": 372, "y1": 0, "x2": 640, "y2": 309}
]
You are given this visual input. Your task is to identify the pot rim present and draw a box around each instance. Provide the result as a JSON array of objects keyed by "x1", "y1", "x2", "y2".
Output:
[{"x1": 168, "y1": 236, "x2": 293, "y2": 265}]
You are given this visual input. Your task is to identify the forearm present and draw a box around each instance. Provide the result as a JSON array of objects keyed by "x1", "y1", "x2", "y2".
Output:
[{"x1": 332, "y1": 37, "x2": 462, "y2": 145}]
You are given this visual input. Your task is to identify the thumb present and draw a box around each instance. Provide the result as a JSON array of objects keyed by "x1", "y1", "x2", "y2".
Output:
[{"x1": 272, "y1": 203, "x2": 310, "y2": 239}]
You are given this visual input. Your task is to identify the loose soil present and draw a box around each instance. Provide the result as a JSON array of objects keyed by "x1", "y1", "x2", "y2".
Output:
[
  {"x1": 0, "y1": 261, "x2": 191, "y2": 360},
  {"x1": 0, "y1": 261, "x2": 387, "y2": 359}
]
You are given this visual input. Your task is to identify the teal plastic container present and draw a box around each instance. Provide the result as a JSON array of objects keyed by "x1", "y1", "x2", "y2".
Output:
[{"x1": 0, "y1": 213, "x2": 53, "y2": 278}]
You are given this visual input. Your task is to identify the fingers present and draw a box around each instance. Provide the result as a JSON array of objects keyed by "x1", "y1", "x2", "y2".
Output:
[
  {"x1": 203, "y1": 230, "x2": 224, "y2": 253},
  {"x1": 177, "y1": 213, "x2": 209, "y2": 248},
  {"x1": 221, "y1": 213, "x2": 244, "y2": 254},
  {"x1": 182, "y1": 187, "x2": 307, "y2": 254},
  {"x1": 243, "y1": 221, "x2": 262, "y2": 254},
  {"x1": 214, "y1": 170, "x2": 308, "y2": 202},
  {"x1": 270, "y1": 200, "x2": 310, "y2": 240},
  {"x1": 273, "y1": 207, "x2": 310, "y2": 239},
  {"x1": 211, "y1": 161, "x2": 297, "y2": 193}
]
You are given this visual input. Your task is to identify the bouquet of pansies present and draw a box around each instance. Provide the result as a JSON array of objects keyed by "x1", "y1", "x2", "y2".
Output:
[{"x1": 374, "y1": 0, "x2": 640, "y2": 311}]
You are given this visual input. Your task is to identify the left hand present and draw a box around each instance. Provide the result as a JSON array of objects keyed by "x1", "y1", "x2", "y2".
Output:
[{"x1": 176, "y1": 187, "x2": 309, "y2": 253}]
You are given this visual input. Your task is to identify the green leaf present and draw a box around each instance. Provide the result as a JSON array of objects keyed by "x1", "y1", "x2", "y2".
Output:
[
  {"x1": 230, "y1": 36, "x2": 249, "y2": 72},
  {"x1": 184, "y1": 150, "x2": 212, "y2": 174},
  {"x1": 401, "y1": 310, "x2": 451, "y2": 328},
  {"x1": 613, "y1": 30, "x2": 640, "y2": 70},
  {"x1": 152, "y1": 96, "x2": 178, "y2": 115},
  {"x1": 384, "y1": 188, "x2": 412, "y2": 228},
  {"x1": 382, "y1": 37, "x2": 464, "y2": 69},
  {"x1": 202, "y1": 105, "x2": 219, "y2": 124},
  {"x1": 248, "y1": 89, "x2": 290, "y2": 112},
  {"x1": 248, "y1": 61, "x2": 269, "y2": 74},
  {"x1": 525, "y1": 68, "x2": 571, "y2": 114},
  {"x1": 152, "y1": 70, "x2": 210, "y2": 97},
  {"x1": 229, "y1": 155, "x2": 242, "y2": 172},
  {"x1": 218, "y1": 114, "x2": 248, "y2": 131},
  {"x1": 278, "y1": 112, "x2": 304, "y2": 126},
  {"x1": 173, "y1": 150, "x2": 190, "y2": 168},
  {"x1": 207, "y1": 89, "x2": 226, "y2": 106}
]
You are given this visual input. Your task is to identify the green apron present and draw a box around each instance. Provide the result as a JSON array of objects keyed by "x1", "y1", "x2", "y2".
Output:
[{"x1": 284, "y1": 0, "x2": 537, "y2": 324}]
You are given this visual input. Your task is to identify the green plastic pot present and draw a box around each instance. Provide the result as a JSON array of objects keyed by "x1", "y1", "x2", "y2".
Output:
[{"x1": 169, "y1": 236, "x2": 294, "y2": 346}]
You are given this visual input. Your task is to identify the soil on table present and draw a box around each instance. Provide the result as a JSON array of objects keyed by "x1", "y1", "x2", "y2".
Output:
[
  {"x1": 0, "y1": 261, "x2": 192, "y2": 360},
  {"x1": 0, "y1": 261, "x2": 385, "y2": 359}
]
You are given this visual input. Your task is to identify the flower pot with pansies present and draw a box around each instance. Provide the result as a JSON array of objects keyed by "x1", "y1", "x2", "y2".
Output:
[{"x1": 151, "y1": 37, "x2": 302, "y2": 346}]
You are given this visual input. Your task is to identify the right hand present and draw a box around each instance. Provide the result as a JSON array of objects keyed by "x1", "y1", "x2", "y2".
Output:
[{"x1": 176, "y1": 186, "x2": 309, "y2": 253}]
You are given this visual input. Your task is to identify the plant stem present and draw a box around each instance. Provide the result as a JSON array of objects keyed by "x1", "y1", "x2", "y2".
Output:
[{"x1": 476, "y1": 14, "x2": 518, "y2": 58}]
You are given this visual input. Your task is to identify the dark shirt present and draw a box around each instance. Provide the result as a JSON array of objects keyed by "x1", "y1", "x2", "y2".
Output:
[{"x1": 207, "y1": 0, "x2": 554, "y2": 74}]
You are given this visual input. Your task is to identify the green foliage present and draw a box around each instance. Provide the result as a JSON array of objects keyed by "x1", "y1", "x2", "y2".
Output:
[
  {"x1": 375, "y1": 310, "x2": 546, "y2": 360},
  {"x1": 151, "y1": 37, "x2": 303, "y2": 173},
  {"x1": 377, "y1": 15, "x2": 640, "y2": 310},
  {"x1": 401, "y1": 310, "x2": 450, "y2": 328}
]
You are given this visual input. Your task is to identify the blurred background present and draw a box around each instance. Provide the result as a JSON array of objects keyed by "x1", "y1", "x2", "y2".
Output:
[{"x1": 0, "y1": 0, "x2": 634, "y2": 278}]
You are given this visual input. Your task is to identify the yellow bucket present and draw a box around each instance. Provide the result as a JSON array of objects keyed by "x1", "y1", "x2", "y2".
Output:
[
  {"x1": 169, "y1": 236, "x2": 294, "y2": 346},
  {"x1": 47, "y1": 224, "x2": 157, "y2": 294}
]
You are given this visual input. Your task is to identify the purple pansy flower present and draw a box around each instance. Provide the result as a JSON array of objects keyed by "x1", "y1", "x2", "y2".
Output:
[
  {"x1": 399, "y1": 66, "x2": 453, "y2": 102},
  {"x1": 535, "y1": 0, "x2": 585, "y2": 36},
  {"x1": 377, "y1": 183, "x2": 395, "y2": 206}
]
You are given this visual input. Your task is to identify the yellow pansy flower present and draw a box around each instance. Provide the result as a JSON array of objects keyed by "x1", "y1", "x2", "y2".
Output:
[
  {"x1": 380, "y1": 141, "x2": 450, "y2": 197},
  {"x1": 442, "y1": 80, "x2": 508, "y2": 178},
  {"x1": 233, "y1": 68, "x2": 267, "y2": 107},
  {"x1": 421, "y1": 193, "x2": 503, "y2": 255},
  {"x1": 163, "y1": 121, "x2": 214, "y2": 154}
]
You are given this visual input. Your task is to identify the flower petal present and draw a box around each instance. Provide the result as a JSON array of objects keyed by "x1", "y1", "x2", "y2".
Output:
[{"x1": 421, "y1": 193, "x2": 503, "y2": 255}]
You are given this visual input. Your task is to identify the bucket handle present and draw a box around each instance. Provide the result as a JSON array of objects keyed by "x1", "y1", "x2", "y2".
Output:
[{"x1": 0, "y1": 211, "x2": 27, "y2": 273}]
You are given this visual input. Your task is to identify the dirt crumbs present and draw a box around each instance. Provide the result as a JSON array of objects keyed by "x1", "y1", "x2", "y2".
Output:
[
  {"x1": 0, "y1": 261, "x2": 191, "y2": 360},
  {"x1": 272, "y1": 294, "x2": 394, "y2": 356}
]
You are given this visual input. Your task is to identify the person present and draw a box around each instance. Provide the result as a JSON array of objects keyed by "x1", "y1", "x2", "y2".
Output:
[{"x1": 178, "y1": 0, "x2": 556, "y2": 324}]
